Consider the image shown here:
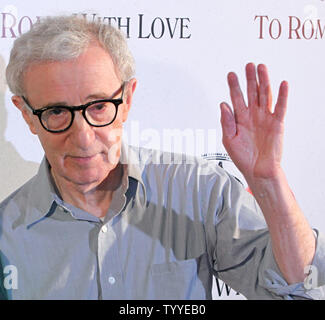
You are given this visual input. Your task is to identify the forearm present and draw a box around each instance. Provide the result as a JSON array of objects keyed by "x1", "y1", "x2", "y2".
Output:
[{"x1": 246, "y1": 168, "x2": 316, "y2": 284}]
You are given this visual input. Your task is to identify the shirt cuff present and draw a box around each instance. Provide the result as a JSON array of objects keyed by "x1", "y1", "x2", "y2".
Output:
[{"x1": 263, "y1": 229, "x2": 325, "y2": 300}]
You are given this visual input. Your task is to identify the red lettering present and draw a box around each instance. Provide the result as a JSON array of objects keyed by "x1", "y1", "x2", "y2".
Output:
[
  {"x1": 289, "y1": 16, "x2": 301, "y2": 39},
  {"x1": 269, "y1": 19, "x2": 282, "y2": 39},
  {"x1": 315, "y1": 19, "x2": 325, "y2": 39},
  {"x1": 302, "y1": 20, "x2": 315, "y2": 39},
  {"x1": 254, "y1": 15, "x2": 269, "y2": 39},
  {"x1": 18, "y1": 16, "x2": 33, "y2": 35},
  {"x1": 1, "y1": 12, "x2": 16, "y2": 38}
]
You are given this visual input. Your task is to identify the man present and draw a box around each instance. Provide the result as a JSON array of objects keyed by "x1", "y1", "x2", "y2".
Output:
[{"x1": 0, "y1": 15, "x2": 324, "y2": 299}]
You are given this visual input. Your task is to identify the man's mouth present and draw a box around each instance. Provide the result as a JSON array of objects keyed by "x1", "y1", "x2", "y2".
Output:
[{"x1": 69, "y1": 154, "x2": 97, "y2": 164}]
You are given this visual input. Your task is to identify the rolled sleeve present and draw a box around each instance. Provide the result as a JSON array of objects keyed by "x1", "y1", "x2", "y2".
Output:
[
  {"x1": 207, "y1": 172, "x2": 325, "y2": 300},
  {"x1": 301, "y1": 229, "x2": 325, "y2": 300},
  {"x1": 260, "y1": 229, "x2": 325, "y2": 300}
]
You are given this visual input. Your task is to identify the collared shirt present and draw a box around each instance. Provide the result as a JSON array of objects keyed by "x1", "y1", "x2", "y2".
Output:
[{"x1": 0, "y1": 143, "x2": 324, "y2": 300}]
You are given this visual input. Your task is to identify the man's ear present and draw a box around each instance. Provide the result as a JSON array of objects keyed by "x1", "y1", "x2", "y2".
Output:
[
  {"x1": 122, "y1": 78, "x2": 137, "y2": 123},
  {"x1": 11, "y1": 96, "x2": 38, "y2": 135}
]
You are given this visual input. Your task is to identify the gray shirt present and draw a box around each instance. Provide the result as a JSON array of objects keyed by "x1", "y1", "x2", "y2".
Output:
[{"x1": 0, "y1": 143, "x2": 324, "y2": 300}]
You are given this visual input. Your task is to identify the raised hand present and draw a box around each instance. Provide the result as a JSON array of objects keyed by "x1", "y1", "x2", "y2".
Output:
[
  {"x1": 219, "y1": 63, "x2": 316, "y2": 285},
  {"x1": 220, "y1": 63, "x2": 289, "y2": 182}
]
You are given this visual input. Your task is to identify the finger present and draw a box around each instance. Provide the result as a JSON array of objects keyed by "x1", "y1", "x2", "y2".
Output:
[
  {"x1": 245, "y1": 62, "x2": 259, "y2": 108},
  {"x1": 227, "y1": 72, "x2": 247, "y2": 121},
  {"x1": 257, "y1": 64, "x2": 272, "y2": 111},
  {"x1": 274, "y1": 81, "x2": 289, "y2": 121},
  {"x1": 220, "y1": 102, "x2": 236, "y2": 139}
]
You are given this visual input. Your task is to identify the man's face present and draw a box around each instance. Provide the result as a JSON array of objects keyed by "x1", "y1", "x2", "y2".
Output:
[{"x1": 15, "y1": 45, "x2": 136, "y2": 192}]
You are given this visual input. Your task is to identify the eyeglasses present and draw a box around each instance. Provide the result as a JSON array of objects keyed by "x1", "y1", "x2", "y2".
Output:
[{"x1": 21, "y1": 82, "x2": 126, "y2": 133}]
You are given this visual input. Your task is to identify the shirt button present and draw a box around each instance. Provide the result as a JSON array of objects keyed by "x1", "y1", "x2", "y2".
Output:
[
  {"x1": 108, "y1": 276, "x2": 116, "y2": 285},
  {"x1": 101, "y1": 225, "x2": 108, "y2": 233}
]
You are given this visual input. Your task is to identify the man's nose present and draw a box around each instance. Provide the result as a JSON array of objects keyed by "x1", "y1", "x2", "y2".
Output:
[{"x1": 69, "y1": 111, "x2": 95, "y2": 149}]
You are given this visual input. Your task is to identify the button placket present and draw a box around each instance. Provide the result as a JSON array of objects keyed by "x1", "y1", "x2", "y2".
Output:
[
  {"x1": 97, "y1": 222, "x2": 124, "y2": 298},
  {"x1": 108, "y1": 276, "x2": 116, "y2": 285}
]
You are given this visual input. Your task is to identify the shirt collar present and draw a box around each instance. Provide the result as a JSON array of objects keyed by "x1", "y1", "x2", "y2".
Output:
[
  {"x1": 24, "y1": 157, "x2": 59, "y2": 227},
  {"x1": 25, "y1": 141, "x2": 147, "y2": 226},
  {"x1": 120, "y1": 141, "x2": 147, "y2": 205}
]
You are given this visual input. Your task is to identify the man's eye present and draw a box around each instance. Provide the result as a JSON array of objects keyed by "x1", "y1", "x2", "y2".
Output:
[
  {"x1": 49, "y1": 108, "x2": 65, "y2": 116},
  {"x1": 94, "y1": 103, "x2": 106, "y2": 111},
  {"x1": 89, "y1": 103, "x2": 107, "y2": 112}
]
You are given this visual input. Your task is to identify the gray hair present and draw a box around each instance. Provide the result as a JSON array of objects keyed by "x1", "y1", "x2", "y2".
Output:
[{"x1": 5, "y1": 15, "x2": 136, "y2": 96}]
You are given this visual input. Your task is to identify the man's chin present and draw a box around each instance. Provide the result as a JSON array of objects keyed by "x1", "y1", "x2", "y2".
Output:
[
  {"x1": 52, "y1": 162, "x2": 118, "y2": 193},
  {"x1": 61, "y1": 169, "x2": 108, "y2": 190}
]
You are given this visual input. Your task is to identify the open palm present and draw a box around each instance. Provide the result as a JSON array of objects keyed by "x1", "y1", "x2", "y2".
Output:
[{"x1": 220, "y1": 63, "x2": 289, "y2": 181}]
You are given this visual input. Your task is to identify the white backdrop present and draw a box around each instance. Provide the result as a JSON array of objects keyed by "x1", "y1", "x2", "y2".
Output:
[{"x1": 0, "y1": 0, "x2": 325, "y2": 300}]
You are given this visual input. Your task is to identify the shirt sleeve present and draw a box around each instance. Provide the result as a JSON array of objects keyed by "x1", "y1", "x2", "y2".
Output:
[{"x1": 205, "y1": 171, "x2": 325, "y2": 300}]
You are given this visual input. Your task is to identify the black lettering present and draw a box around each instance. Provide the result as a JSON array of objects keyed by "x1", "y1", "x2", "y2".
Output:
[
  {"x1": 180, "y1": 18, "x2": 191, "y2": 39},
  {"x1": 215, "y1": 278, "x2": 240, "y2": 296},
  {"x1": 151, "y1": 17, "x2": 165, "y2": 39},
  {"x1": 138, "y1": 14, "x2": 150, "y2": 38},
  {"x1": 118, "y1": 17, "x2": 130, "y2": 38},
  {"x1": 166, "y1": 17, "x2": 179, "y2": 39}
]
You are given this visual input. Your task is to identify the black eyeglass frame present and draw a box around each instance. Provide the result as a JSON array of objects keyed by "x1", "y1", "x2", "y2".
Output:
[{"x1": 21, "y1": 82, "x2": 126, "y2": 133}]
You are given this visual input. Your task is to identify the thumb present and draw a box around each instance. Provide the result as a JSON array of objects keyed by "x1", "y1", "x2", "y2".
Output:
[{"x1": 220, "y1": 102, "x2": 236, "y2": 139}]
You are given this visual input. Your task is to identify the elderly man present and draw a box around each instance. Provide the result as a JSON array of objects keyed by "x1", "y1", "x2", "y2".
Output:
[{"x1": 0, "y1": 15, "x2": 324, "y2": 300}]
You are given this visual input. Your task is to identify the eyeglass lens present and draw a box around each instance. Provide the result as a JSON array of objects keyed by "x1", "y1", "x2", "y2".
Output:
[{"x1": 41, "y1": 101, "x2": 117, "y2": 131}]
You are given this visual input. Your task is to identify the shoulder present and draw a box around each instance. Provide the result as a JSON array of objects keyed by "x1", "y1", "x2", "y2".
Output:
[
  {"x1": 0, "y1": 175, "x2": 37, "y2": 224},
  {"x1": 127, "y1": 144, "x2": 243, "y2": 195},
  {"x1": 127, "y1": 144, "x2": 226, "y2": 173}
]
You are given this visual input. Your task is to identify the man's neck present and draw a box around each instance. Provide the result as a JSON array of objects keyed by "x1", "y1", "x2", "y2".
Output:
[{"x1": 51, "y1": 164, "x2": 123, "y2": 218}]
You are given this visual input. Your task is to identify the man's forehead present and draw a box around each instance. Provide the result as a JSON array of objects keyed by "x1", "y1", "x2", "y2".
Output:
[
  {"x1": 23, "y1": 46, "x2": 121, "y2": 105},
  {"x1": 25, "y1": 46, "x2": 117, "y2": 78}
]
